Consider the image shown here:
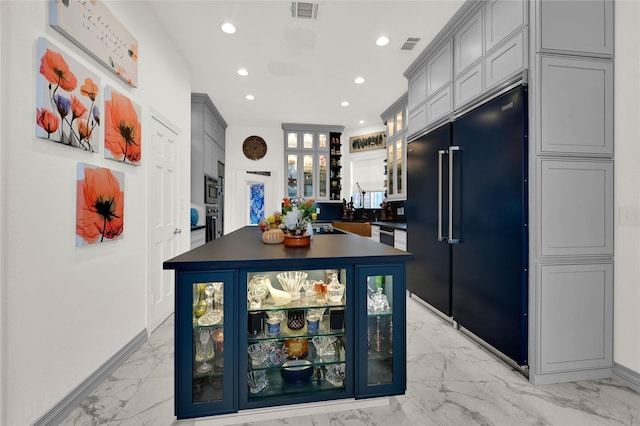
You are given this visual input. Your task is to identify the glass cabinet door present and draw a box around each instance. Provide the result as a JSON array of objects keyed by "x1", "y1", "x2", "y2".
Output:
[
  {"x1": 175, "y1": 271, "x2": 236, "y2": 418},
  {"x1": 318, "y1": 154, "x2": 329, "y2": 199},
  {"x1": 240, "y1": 268, "x2": 352, "y2": 409},
  {"x1": 356, "y1": 264, "x2": 405, "y2": 397},
  {"x1": 287, "y1": 154, "x2": 299, "y2": 198}
]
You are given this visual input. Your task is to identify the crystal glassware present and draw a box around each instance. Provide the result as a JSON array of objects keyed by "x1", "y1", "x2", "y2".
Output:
[
  {"x1": 247, "y1": 370, "x2": 268, "y2": 394},
  {"x1": 324, "y1": 364, "x2": 345, "y2": 387},
  {"x1": 196, "y1": 329, "x2": 213, "y2": 373},
  {"x1": 311, "y1": 335, "x2": 336, "y2": 359},
  {"x1": 326, "y1": 281, "x2": 345, "y2": 303},
  {"x1": 198, "y1": 285, "x2": 222, "y2": 326},
  {"x1": 248, "y1": 342, "x2": 269, "y2": 367},
  {"x1": 247, "y1": 286, "x2": 267, "y2": 309},
  {"x1": 302, "y1": 280, "x2": 317, "y2": 299},
  {"x1": 276, "y1": 271, "x2": 308, "y2": 300}
]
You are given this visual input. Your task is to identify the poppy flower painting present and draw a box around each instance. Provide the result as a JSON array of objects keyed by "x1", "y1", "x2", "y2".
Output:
[
  {"x1": 76, "y1": 163, "x2": 125, "y2": 246},
  {"x1": 36, "y1": 38, "x2": 101, "y2": 152},
  {"x1": 104, "y1": 86, "x2": 142, "y2": 165}
]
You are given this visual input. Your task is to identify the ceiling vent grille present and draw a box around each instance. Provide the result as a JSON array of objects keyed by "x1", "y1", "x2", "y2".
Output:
[
  {"x1": 400, "y1": 37, "x2": 421, "y2": 51},
  {"x1": 292, "y1": 2, "x2": 318, "y2": 19}
]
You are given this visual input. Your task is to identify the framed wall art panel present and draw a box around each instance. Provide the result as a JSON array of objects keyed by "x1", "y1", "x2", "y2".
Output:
[
  {"x1": 36, "y1": 37, "x2": 101, "y2": 152},
  {"x1": 49, "y1": 0, "x2": 138, "y2": 87}
]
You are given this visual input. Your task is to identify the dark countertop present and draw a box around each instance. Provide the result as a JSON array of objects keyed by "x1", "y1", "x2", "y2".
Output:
[
  {"x1": 164, "y1": 226, "x2": 412, "y2": 271},
  {"x1": 190, "y1": 225, "x2": 206, "y2": 231},
  {"x1": 372, "y1": 221, "x2": 407, "y2": 231}
]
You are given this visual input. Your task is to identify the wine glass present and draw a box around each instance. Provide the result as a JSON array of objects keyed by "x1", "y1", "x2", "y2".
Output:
[{"x1": 197, "y1": 329, "x2": 213, "y2": 373}]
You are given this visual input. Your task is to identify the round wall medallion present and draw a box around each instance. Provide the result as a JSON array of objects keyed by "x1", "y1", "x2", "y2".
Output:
[{"x1": 243, "y1": 136, "x2": 267, "y2": 160}]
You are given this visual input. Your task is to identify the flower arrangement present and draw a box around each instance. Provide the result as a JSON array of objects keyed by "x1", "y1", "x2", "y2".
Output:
[
  {"x1": 258, "y1": 198, "x2": 315, "y2": 237},
  {"x1": 281, "y1": 198, "x2": 315, "y2": 236}
]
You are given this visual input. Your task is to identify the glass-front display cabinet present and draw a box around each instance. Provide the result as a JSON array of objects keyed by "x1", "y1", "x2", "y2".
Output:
[
  {"x1": 240, "y1": 268, "x2": 352, "y2": 408},
  {"x1": 282, "y1": 123, "x2": 344, "y2": 201},
  {"x1": 356, "y1": 264, "x2": 406, "y2": 397},
  {"x1": 381, "y1": 94, "x2": 408, "y2": 201},
  {"x1": 165, "y1": 227, "x2": 412, "y2": 419},
  {"x1": 174, "y1": 270, "x2": 236, "y2": 418}
]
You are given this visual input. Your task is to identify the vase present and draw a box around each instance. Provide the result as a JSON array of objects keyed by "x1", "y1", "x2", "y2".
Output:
[
  {"x1": 283, "y1": 234, "x2": 311, "y2": 248},
  {"x1": 262, "y1": 228, "x2": 284, "y2": 244}
]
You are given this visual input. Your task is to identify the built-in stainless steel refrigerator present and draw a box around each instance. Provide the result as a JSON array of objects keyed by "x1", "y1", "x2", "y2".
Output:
[{"x1": 407, "y1": 85, "x2": 528, "y2": 366}]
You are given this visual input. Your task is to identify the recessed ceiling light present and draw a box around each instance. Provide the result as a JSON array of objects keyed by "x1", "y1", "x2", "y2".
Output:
[
  {"x1": 237, "y1": 68, "x2": 248, "y2": 76},
  {"x1": 221, "y1": 22, "x2": 236, "y2": 34},
  {"x1": 246, "y1": 95, "x2": 255, "y2": 101},
  {"x1": 341, "y1": 101, "x2": 350, "y2": 107},
  {"x1": 354, "y1": 76, "x2": 365, "y2": 84},
  {"x1": 376, "y1": 36, "x2": 390, "y2": 47},
  {"x1": 359, "y1": 120, "x2": 365, "y2": 124}
]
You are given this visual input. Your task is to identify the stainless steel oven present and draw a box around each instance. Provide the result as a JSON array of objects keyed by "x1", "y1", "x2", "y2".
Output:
[
  {"x1": 204, "y1": 175, "x2": 220, "y2": 205},
  {"x1": 205, "y1": 205, "x2": 221, "y2": 242}
]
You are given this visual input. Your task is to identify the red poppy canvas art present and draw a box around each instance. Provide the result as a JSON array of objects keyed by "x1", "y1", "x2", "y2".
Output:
[
  {"x1": 76, "y1": 163, "x2": 125, "y2": 246},
  {"x1": 104, "y1": 86, "x2": 142, "y2": 165},
  {"x1": 36, "y1": 38, "x2": 101, "y2": 152}
]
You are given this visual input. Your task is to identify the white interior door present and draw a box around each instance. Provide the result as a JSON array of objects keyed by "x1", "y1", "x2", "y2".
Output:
[{"x1": 148, "y1": 112, "x2": 180, "y2": 332}]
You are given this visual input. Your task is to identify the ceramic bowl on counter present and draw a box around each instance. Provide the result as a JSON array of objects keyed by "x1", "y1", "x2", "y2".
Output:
[{"x1": 280, "y1": 359, "x2": 313, "y2": 383}]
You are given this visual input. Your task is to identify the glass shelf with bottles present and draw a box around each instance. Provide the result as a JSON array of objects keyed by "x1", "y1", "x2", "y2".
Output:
[
  {"x1": 191, "y1": 282, "x2": 226, "y2": 400},
  {"x1": 245, "y1": 269, "x2": 347, "y2": 398}
]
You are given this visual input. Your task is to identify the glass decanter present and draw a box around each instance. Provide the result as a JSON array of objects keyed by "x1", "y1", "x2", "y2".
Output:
[{"x1": 198, "y1": 285, "x2": 222, "y2": 326}]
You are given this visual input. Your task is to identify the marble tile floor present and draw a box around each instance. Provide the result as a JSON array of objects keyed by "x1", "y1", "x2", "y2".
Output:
[{"x1": 60, "y1": 295, "x2": 640, "y2": 426}]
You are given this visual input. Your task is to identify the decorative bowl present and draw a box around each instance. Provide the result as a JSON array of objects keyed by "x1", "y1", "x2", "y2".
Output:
[
  {"x1": 280, "y1": 359, "x2": 313, "y2": 383},
  {"x1": 276, "y1": 271, "x2": 308, "y2": 300}
]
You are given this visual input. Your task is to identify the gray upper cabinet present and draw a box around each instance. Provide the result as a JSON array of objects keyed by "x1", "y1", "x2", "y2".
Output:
[
  {"x1": 454, "y1": 8, "x2": 484, "y2": 76},
  {"x1": 191, "y1": 93, "x2": 227, "y2": 206},
  {"x1": 484, "y1": 29, "x2": 526, "y2": 90},
  {"x1": 484, "y1": 0, "x2": 525, "y2": 52},
  {"x1": 427, "y1": 41, "x2": 453, "y2": 96},
  {"x1": 408, "y1": 67, "x2": 427, "y2": 110},
  {"x1": 539, "y1": 56, "x2": 613, "y2": 156},
  {"x1": 538, "y1": 0, "x2": 614, "y2": 56}
]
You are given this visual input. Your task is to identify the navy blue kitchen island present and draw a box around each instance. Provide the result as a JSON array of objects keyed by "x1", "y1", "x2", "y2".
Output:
[{"x1": 163, "y1": 226, "x2": 413, "y2": 419}]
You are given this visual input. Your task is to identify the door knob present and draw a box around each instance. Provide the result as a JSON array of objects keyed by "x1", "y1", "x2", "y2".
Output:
[{"x1": 174, "y1": 228, "x2": 182, "y2": 234}]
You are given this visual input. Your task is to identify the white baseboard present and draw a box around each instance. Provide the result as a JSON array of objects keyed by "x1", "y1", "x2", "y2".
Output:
[{"x1": 612, "y1": 362, "x2": 640, "y2": 394}]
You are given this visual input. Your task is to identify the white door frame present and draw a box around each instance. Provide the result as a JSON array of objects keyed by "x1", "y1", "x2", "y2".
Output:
[{"x1": 147, "y1": 108, "x2": 182, "y2": 333}]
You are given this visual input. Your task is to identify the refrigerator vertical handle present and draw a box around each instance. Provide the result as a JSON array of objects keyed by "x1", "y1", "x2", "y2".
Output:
[
  {"x1": 438, "y1": 149, "x2": 447, "y2": 241},
  {"x1": 449, "y1": 146, "x2": 460, "y2": 244}
]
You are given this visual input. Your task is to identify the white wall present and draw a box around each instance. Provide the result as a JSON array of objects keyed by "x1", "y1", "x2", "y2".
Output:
[
  {"x1": 0, "y1": 2, "x2": 191, "y2": 424},
  {"x1": 225, "y1": 125, "x2": 285, "y2": 233},
  {"x1": 614, "y1": 1, "x2": 640, "y2": 375}
]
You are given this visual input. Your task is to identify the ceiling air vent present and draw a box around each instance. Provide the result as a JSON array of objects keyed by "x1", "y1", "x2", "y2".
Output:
[
  {"x1": 400, "y1": 37, "x2": 421, "y2": 51},
  {"x1": 292, "y1": 2, "x2": 318, "y2": 19}
]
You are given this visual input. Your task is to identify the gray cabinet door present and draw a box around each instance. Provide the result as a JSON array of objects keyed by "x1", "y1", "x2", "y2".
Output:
[
  {"x1": 538, "y1": 159, "x2": 613, "y2": 257},
  {"x1": 484, "y1": 30, "x2": 526, "y2": 90},
  {"x1": 426, "y1": 84, "x2": 452, "y2": 125},
  {"x1": 454, "y1": 62, "x2": 483, "y2": 109},
  {"x1": 485, "y1": 0, "x2": 525, "y2": 52},
  {"x1": 538, "y1": 0, "x2": 614, "y2": 56},
  {"x1": 454, "y1": 8, "x2": 483, "y2": 76},
  {"x1": 539, "y1": 55, "x2": 613, "y2": 156},
  {"x1": 537, "y1": 262, "x2": 613, "y2": 374},
  {"x1": 427, "y1": 40, "x2": 452, "y2": 97},
  {"x1": 408, "y1": 66, "x2": 427, "y2": 110}
]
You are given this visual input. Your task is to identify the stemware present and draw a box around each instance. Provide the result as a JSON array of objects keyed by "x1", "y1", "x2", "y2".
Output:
[
  {"x1": 196, "y1": 329, "x2": 213, "y2": 373},
  {"x1": 324, "y1": 364, "x2": 345, "y2": 387}
]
